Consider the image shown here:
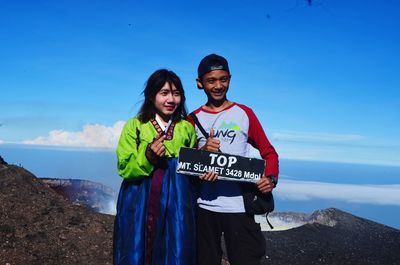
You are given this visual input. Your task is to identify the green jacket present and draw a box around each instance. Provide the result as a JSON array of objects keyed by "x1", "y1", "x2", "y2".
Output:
[{"x1": 116, "y1": 117, "x2": 196, "y2": 180}]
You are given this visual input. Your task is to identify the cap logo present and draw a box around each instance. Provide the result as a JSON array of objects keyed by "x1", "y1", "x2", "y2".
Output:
[{"x1": 210, "y1": 65, "x2": 224, "y2": 71}]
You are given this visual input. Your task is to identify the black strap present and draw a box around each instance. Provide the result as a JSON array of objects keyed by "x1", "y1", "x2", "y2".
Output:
[
  {"x1": 189, "y1": 113, "x2": 209, "y2": 138},
  {"x1": 266, "y1": 212, "x2": 274, "y2": 230},
  {"x1": 189, "y1": 113, "x2": 222, "y2": 153}
]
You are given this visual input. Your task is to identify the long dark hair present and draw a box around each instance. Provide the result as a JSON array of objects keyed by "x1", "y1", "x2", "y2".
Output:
[{"x1": 138, "y1": 69, "x2": 187, "y2": 123}]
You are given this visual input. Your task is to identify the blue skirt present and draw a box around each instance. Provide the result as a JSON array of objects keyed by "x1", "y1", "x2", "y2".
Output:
[{"x1": 113, "y1": 158, "x2": 198, "y2": 265}]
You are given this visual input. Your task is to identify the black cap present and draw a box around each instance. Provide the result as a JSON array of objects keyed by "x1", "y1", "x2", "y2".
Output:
[{"x1": 197, "y1": 54, "x2": 230, "y2": 78}]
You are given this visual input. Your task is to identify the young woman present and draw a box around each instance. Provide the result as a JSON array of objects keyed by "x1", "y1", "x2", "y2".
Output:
[{"x1": 113, "y1": 69, "x2": 197, "y2": 265}]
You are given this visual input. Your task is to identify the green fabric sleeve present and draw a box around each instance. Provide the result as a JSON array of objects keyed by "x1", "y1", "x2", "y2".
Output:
[
  {"x1": 116, "y1": 118, "x2": 197, "y2": 180},
  {"x1": 184, "y1": 120, "x2": 197, "y2": 148},
  {"x1": 116, "y1": 118, "x2": 154, "y2": 180}
]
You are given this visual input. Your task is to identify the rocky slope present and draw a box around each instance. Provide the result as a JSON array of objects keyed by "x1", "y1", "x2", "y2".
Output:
[
  {"x1": 0, "y1": 162, "x2": 114, "y2": 265},
  {"x1": 262, "y1": 208, "x2": 400, "y2": 265}
]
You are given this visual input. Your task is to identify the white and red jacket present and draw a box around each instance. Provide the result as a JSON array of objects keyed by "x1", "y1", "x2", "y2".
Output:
[{"x1": 188, "y1": 102, "x2": 279, "y2": 213}]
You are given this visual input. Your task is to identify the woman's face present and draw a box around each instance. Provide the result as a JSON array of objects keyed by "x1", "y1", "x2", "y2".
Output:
[{"x1": 153, "y1": 82, "x2": 181, "y2": 122}]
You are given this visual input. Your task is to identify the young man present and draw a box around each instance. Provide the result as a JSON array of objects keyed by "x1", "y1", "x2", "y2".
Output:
[{"x1": 187, "y1": 54, "x2": 279, "y2": 265}]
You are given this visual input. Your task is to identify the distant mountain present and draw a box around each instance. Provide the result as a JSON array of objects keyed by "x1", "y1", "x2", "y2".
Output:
[
  {"x1": 40, "y1": 178, "x2": 117, "y2": 215},
  {"x1": 0, "y1": 155, "x2": 7, "y2": 165},
  {"x1": 256, "y1": 209, "x2": 346, "y2": 231},
  {"x1": 1, "y1": 160, "x2": 399, "y2": 265}
]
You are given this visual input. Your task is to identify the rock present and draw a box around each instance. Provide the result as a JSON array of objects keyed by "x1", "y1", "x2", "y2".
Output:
[
  {"x1": 0, "y1": 155, "x2": 8, "y2": 166},
  {"x1": 0, "y1": 165, "x2": 114, "y2": 265}
]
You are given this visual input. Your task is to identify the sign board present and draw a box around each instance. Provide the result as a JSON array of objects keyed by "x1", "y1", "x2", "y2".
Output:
[{"x1": 176, "y1": 147, "x2": 265, "y2": 183}]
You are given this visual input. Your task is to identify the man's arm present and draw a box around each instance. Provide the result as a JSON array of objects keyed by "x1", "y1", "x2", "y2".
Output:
[
  {"x1": 239, "y1": 104, "x2": 279, "y2": 193},
  {"x1": 245, "y1": 107, "x2": 279, "y2": 179}
]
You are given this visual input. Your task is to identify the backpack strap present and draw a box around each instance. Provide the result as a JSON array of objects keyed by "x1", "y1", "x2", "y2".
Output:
[
  {"x1": 189, "y1": 113, "x2": 209, "y2": 138},
  {"x1": 189, "y1": 113, "x2": 222, "y2": 153},
  {"x1": 266, "y1": 212, "x2": 274, "y2": 230}
]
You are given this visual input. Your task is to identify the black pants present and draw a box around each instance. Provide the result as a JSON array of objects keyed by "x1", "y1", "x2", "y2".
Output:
[{"x1": 197, "y1": 207, "x2": 266, "y2": 265}]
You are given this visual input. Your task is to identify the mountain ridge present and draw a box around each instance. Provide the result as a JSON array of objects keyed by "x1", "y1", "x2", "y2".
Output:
[{"x1": 263, "y1": 208, "x2": 400, "y2": 265}]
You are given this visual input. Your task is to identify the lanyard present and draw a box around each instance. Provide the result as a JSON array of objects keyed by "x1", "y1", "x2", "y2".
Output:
[{"x1": 155, "y1": 114, "x2": 172, "y2": 134}]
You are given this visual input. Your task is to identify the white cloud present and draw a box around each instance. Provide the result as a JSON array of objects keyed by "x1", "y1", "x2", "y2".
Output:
[
  {"x1": 0, "y1": 139, "x2": 4, "y2": 144},
  {"x1": 272, "y1": 131, "x2": 364, "y2": 143},
  {"x1": 22, "y1": 121, "x2": 125, "y2": 149},
  {"x1": 252, "y1": 130, "x2": 400, "y2": 167},
  {"x1": 276, "y1": 179, "x2": 400, "y2": 206}
]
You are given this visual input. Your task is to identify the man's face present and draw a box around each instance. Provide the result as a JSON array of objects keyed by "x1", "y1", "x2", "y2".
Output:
[{"x1": 197, "y1": 70, "x2": 231, "y2": 102}]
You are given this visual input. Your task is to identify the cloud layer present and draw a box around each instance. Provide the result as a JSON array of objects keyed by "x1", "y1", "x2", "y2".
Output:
[
  {"x1": 272, "y1": 131, "x2": 365, "y2": 144},
  {"x1": 21, "y1": 121, "x2": 125, "y2": 149},
  {"x1": 276, "y1": 179, "x2": 400, "y2": 206},
  {"x1": 2, "y1": 124, "x2": 398, "y2": 167}
]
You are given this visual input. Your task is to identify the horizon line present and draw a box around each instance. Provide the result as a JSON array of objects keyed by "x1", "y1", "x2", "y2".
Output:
[{"x1": 1, "y1": 142, "x2": 400, "y2": 168}]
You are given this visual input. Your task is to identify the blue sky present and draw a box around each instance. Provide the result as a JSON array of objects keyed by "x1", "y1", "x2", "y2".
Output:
[{"x1": 1, "y1": 0, "x2": 400, "y2": 166}]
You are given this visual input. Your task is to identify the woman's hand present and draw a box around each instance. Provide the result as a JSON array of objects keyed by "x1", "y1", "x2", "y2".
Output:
[{"x1": 149, "y1": 134, "x2": 167, "y2": 157}]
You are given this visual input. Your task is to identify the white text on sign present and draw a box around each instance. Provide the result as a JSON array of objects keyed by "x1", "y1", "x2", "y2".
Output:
[{"x1": 209, "y1": 153, "x2": 237, "y2": 168}]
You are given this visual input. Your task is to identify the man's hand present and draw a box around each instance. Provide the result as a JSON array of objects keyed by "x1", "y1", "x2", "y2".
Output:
[
  {"x1": 256, "y1": 176, "x2": 274, "y2": 193},
  {"x1": 199, "y1": 171, "x2": 218, "y2": 182},
  {"x1": 149, "y1": 134, "x2": 166, "y2": 157},
  {"x1": 202, "y1": 128, "x2": 220, "y2": 152}
]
